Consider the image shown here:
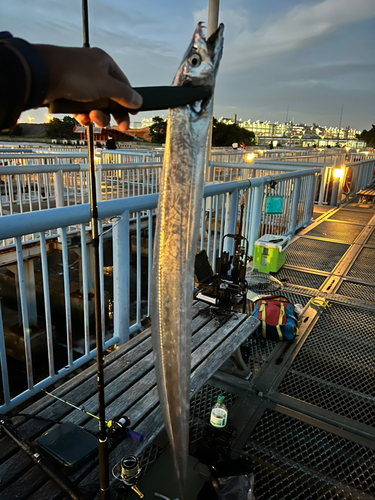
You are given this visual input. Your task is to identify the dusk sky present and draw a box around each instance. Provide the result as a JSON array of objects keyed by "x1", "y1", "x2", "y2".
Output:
[{"x1": 2, "y1": 0, "x2": 375, "y2": 131}]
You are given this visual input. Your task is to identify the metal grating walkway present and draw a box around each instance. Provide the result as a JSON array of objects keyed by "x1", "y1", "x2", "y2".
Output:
[
  {"x1": 242, "y1": 409, "x2": 375, "y2": 500},
  {"x1": 285, "y1": 237, "x2": 349, "y2": 272},
  {"x1": 327, "y1": 208, "x2": 374, "y2": 224},
  {"x1": 275, "y1": 267, "x2": 328, "y2": 289},
  {"x1": 305, "y1": 220, "x2": 364, "y2": 244},
  {"x1": 278, "y1": 302, "x2": 375, "y2": 426},
  {"x1": 336, "y1": 280, "x2": 375, "y2": 301},
  {"x1": 229, "y1": 202, "x2": 375, "y2": 500},
  {"x1": 366, "y1": 230, "x2": 375, "y2": 246},
  {"x1": 345, "y1": 247, "x2": 375, "y2": 281}
]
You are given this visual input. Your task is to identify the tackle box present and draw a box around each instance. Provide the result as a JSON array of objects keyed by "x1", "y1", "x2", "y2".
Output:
[{"x1": 253, "y1": 234, "x2": 290, "y2": 273}]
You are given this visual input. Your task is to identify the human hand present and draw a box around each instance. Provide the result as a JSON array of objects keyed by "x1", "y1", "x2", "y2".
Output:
[{"x1": 35, "y1": 45, "x2": 142, "y2": 132}]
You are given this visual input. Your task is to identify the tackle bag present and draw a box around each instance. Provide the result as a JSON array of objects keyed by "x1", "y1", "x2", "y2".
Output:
[{"x1": 251, "y1": 295, "x2": 298, "y2": 341}]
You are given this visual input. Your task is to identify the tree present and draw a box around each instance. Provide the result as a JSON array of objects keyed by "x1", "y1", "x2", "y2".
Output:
[
  {"x1": 148, "y1": 116, "x2": 256, "y2": 147},
  {"x1": 358, "y1": 125, "x2": 375, "y2": 147},
  {"x1": 149, "y1": 116, "x2": 167, "y2": 144},
  {"x1": 45, "y1": 116, "x2": 78, "y2": 139},
  {"x1": 212, "y1": 118, "x2": 255, "y2": 146}
]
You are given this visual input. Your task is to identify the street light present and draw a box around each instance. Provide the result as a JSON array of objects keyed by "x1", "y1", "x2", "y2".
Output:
[{"x1": 333, "y1": 167, "x2": 344, "y2": 180}]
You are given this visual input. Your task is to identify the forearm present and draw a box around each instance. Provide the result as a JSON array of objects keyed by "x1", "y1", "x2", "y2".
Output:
[
  {"x1": 0, "y1": 45, "x2": 27, "y2": 130},
  {"x1": 0, "y1": 34, "x2": 48, "y2": 131},
  {"x1": 0, "y1": 35, "x2": 141, "y2": 133}
]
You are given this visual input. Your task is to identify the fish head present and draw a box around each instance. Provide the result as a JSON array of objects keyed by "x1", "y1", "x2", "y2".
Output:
[{"x1": 172, "y1": 22, "x2": 224, "y2": 117}]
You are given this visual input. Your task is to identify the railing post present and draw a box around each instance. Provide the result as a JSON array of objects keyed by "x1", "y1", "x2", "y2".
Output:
[
  {"x1": 350, "y1": 165, "x2": 359, "y2": 194},
  {"x1": 318, "y1": 166, "x2": 326, "y2": 205},
  {"x1": 357, "y1": 163, "x2": 365, "y2": 190},
  {"x1": 223, "y1": 189, "x2": 239, "y2": 257},
  {"x1": 330, "y1": 177, "x2": 340, "y2": 206},
  {"x1": 205, "y1": 0, "x2": 220, "y2": 183},
  {"x1": 96, "y1": 164, "x2": 102, "y2": 202},
  {"x1": 113, "y1": 210, "x2": 130, "y2": 344},
  {"x1": 366, "y1": 161, "x2": 373, "y2": 185},
  {"x1": 15, "y1": 237, "x2": 33, "y2": 390},
  {"x1": 23, "y1": 259, "x2": 38, "y2": 326},
  {"x1": 248, "y1": 184, "x2": 264, "y2": 257},
  {"x1": 289, "y1": 176, "x2": 301, "y2": 236},
  {"x1": 54, "y1": 170, "x2": 64, "y2": 208},
  {"x1": 306, "y1": 174, "x2": 317, "y2": 224},
  {"x1": 0, "y1": 304, "x2": 10, "y2": 405}
]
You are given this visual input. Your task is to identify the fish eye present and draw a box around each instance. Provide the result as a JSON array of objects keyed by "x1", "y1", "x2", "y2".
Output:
[{"x1": 188, "y1": 53, "x2": 201, "y2": 68}]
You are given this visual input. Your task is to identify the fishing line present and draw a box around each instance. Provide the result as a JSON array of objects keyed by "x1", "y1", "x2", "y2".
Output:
[{"x1": 42, "y1": 389, "x2": 143, "y2": 440}]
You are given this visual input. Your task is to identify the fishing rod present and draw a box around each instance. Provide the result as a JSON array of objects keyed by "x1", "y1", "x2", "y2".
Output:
[
  {"x1": 42, "y1": 389, "x2": 143, "y2": 441},
  {"x1": 81, "y1": 0, "x2": 109, "y2": 498}
]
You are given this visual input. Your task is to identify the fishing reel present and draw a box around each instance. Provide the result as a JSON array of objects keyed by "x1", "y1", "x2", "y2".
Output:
[
  {"x1": 106, "y1": 416, "x2": 130, "y2": 435},
  {"x1": 106, "y1": 416, "x2": 144, "y2": 443},
  {"x1": 116, "y1": 455, "x2": 144, "y2": 498}
]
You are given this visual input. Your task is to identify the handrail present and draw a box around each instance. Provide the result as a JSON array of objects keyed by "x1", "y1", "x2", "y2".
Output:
[
  {"x1": 0, "y1": 161, "x2": 162, "y2": 175},
  {"x1": 0, "y1": 170, "x2": 319, "y2": 240},
  {"x1": 0, "y1": 168, "x2": 318, "y2": 411}
]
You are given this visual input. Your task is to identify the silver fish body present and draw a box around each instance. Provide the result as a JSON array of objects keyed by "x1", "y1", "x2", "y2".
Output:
[{"x1": 150, "y1": 22, "x2": 224, "y2": 497}]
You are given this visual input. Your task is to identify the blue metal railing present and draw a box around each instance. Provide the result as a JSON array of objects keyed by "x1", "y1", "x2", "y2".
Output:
[
  {"x1": 0, "y1": 166, "x2": 320, "y2": 412},
  {"x1": 0, "y1": 150, "x2": 373, "y2": 223}
]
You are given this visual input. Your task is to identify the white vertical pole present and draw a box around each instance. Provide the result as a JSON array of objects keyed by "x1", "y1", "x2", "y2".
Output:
[
  {"x1": 207, "y1": 0, "x2": 220, "y2": 37},
  {"x1": 205, "y1": 0, "x2": 220, "y2": 182}
]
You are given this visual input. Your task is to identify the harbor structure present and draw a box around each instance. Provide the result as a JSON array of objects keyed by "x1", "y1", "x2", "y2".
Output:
[{"x1": 0, "y1": 145, "x2": 373, "y2": 499}]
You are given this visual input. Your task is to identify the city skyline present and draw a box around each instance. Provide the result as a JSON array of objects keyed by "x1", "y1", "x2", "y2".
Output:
[{"x1": 2, "y1": 0, "x2": 374, "y2": 130}]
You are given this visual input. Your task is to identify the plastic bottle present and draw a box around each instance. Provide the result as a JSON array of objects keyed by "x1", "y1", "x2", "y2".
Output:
[{"x1": 210, "y1": 395, "x2": 228, "y2": 428}]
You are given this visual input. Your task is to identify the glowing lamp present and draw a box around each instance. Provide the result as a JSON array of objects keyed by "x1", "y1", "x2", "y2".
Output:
[
  {"x1": 245, "y1": 153, "x2": 254, "y2": 162},
  {"x1": 333, "y1": 168, "x2": 343, "y2": 180}
]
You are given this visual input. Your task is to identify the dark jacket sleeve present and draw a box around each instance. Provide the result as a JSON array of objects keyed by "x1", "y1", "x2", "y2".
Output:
[
  {"x1": 0, "y1": 38, "x2": 49, "y2": 132},
  {"x1": 0, "y1": 45, "x2": 28, "y2": 130}
]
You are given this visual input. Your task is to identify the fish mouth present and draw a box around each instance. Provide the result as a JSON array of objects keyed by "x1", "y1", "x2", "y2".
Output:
[
  {"x1": 206, "y1": 24, "x2": 224, "y2": 70},
  {"x1": 188, "y1": 86, "x2": 213, "y2": 115}
]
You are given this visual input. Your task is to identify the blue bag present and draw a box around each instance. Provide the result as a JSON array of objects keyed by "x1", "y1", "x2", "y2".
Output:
[{"x1": 251, "y1": 295, "x2": 298, "y2": 341}]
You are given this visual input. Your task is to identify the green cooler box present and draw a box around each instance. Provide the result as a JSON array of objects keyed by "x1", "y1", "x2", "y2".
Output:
[{"x1": 253, "y1": 234, "x2": 290, "y2": 273}]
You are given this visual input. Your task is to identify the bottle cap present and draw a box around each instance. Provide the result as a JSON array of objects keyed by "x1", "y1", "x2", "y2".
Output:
[{"x1": 217, "y1": 395, "x2": 225, "y2": 404}]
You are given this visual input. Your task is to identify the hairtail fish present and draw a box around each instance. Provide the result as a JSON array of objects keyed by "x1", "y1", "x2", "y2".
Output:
[{"x1": 150, "y1": 22, "x2": 224, "y2": 498}]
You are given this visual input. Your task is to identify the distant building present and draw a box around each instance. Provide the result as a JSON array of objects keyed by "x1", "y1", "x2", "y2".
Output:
[
  {"x1": 228, "y1": 118, "x2": 362, "y2": 144},
  {"x1": 73, "y1": 126, "x2": 135, "y2": 143},
  {"x1": 142, "y1": 115, "x2": 363, "y2": 147}
]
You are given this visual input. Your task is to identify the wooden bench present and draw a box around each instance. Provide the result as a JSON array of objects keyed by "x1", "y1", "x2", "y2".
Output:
[
  {"x1": 0, "y1": 303, "x2": 259, "y2": 500},
  {"x1": 356, "y1": 183, "x2": 375, "y2": 207}
]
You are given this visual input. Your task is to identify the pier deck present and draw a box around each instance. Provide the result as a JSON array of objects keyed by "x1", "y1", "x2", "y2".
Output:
[
  {"x1": 0, "y1": 199, "x2": 374, "y2": 500},
  {"x1": 0, "y1": 305, "x2": 258, "y2": 500}
]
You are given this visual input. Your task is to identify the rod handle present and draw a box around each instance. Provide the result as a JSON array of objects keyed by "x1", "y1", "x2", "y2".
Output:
[{"x1": 48, "y1": 86, "x2": 212, "y2": 114}]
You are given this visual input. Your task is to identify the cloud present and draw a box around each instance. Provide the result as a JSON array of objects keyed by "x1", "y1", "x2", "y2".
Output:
[
  {"x1": 5, "y1": 0, "x2": 374, "y2": 130},
  {"x1": 279, "y1": 62, "x2": 375, "y2": 85},
  {"x1": 222, "y1": 0, "x2": 375, "y2": 70}
]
